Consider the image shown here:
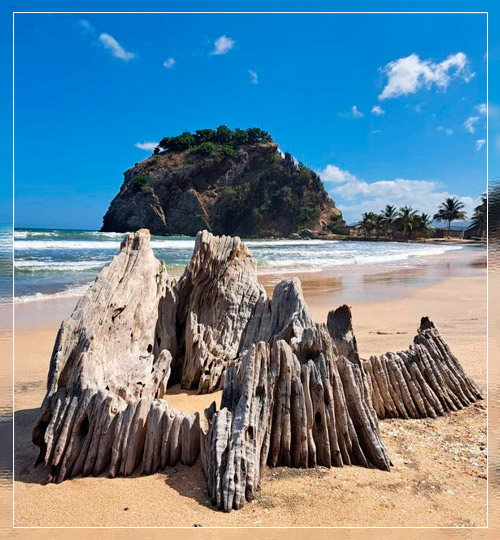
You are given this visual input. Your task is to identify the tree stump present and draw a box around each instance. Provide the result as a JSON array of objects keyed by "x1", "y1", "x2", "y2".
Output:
[
  {"x1": 327, "y1": 305, "x2": 483, "y2": 420},
  {"x1": 201, "y1": 280, "x2": 390, "y2": 512},
  {"x1": 32, "y1": 229, "x2": 482, "y2": 512},
  {"x1": 32, "y1": 230, "x2": 200, "y2": 483}
]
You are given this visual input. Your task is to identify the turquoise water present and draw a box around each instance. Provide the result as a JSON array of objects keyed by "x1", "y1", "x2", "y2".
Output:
[{"x1": 11, "y1": 228, "x2": 470, "y2": 303}]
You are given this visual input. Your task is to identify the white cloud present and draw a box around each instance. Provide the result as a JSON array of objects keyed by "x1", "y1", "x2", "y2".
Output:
[
  {"x1": 135, "y1": 141, "x2": 158, "y2": 151},
  {"x1": 318, "y1": 164, "x2": 478, "y2": 223},
  {"x1": 464, "y1": 116, "x2": 480, "y2": 134},
  {"x1": 339, "y1": 105, "x2": 364, "y2": 119},
  {"x1": 379, "y1": 52, "x2": 473, "y2": 100},
  {"x1": 98, "y1": 33, "x2": 136, "y2": 61},
  {"x1": 370, "y1": 130, "x2": 382, "y2": 135},
  {"x1": 320, "y1": 164, "x2": 358, "y2": 183},
  {"x1": 211, "y1": 35, "x2": 235, "y2": 55},
  {"x1": 371, "y1": 105, "x2": 385, "y2": 116},
  {"x1": 163, "y1": 58, "x2": 175, "y2": 69},
  {"x1": 78, "y1": 19, "x2": 95, "y2": 34},
  {"x1": 475, "y1": 139, "x2": 486, "y2": 151},
  {"x1": 248, "y1": 69, "x2": 258, "y2": 84},
  {"x1": 476, "y1": 103, "x2": 487, "y2": 116}
]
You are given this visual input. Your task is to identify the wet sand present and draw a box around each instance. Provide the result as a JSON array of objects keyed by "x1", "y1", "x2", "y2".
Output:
[{"x1": 9, "y1": 261, "x2": 487, "y2": 527}]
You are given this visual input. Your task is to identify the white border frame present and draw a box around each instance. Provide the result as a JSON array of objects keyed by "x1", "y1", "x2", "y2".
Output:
[{"x1": 11, "y1": 9, "x2": 490, "y2": 530}]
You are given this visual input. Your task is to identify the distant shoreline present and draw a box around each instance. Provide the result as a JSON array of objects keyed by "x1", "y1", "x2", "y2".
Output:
[{"x1": 13, "y1": 226, "x2": 485, "y2": 245}]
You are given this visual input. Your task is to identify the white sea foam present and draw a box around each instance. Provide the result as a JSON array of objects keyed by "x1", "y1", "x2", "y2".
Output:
[
  {"x1": 246, "y1": 239, "x2": 339, "y2": 247},
  {"x1": 89, "y1": 231, "x2": 127, "y2": 238},
  {"x1": 260, "y1": 244, "x2": 463, "y2": 269},
  {"x1": 14, "y1": 260, "x2": 106, "y2": 272},
  {"x1": 14, "y1": 231, "x2": 58, "y2": 239},
  {"x1": 14, "y1": 239, "x2": 197, "y2": 250},
  {"x1": 14, "y1": 283, "x2": 91, "y2": 303}
]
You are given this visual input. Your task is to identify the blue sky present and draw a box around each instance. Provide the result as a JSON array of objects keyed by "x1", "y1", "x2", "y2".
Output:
[{"x1": 1, "y1": 1, "x2": 497, "y2": 228}]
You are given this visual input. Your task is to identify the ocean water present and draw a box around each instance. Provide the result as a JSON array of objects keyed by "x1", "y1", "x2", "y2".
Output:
[
  {"x1": 11, "y1": 228, "x2": 470, "y2": 303},
  {"x1": 0, "y1": 226, "x2": 12, "y2": 305}
]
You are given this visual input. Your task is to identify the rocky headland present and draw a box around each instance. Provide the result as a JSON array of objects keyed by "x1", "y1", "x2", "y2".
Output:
[{"x1": 101, "y1": 127, "x2": 345, "y2": 237}]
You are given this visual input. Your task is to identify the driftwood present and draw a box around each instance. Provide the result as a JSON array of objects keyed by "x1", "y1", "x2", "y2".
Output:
[
  {"x1": 32, "y1": 230, "x2": 200, "y2": 483},
  {"x1": 32, "y1": 229, "x2": 482, "y2": 512},
  {"x1": 327, "y1": 305, "x2": 483, "y2": 420},
  {"x1": 176, "y1": 231, "x2": 266, "y2": 393},
  {"x1": 202, "y1": 282, "x2": 391, "y2": 511}
]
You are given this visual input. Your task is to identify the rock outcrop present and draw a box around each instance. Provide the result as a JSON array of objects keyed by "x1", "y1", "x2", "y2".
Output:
[
  {"x1": 33, "y1": 229, "x2": 482, "y2": 511},
  {"x1": 101, "y1": 139, "x2": 344, "y2": 237}
]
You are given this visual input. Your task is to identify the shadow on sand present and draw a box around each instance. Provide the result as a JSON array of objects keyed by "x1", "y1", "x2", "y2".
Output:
[{"x1": 14, "y1": 407, "x2": 218, "y2": 512}]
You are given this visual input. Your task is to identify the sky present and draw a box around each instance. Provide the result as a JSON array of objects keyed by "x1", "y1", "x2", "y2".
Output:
[{"x1": 0, "y1": 1, "x2": 497, "y2": 228}]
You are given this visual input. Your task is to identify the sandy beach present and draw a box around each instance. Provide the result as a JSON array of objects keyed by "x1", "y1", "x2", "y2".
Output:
[{"x1": 10, "y1": 263, "x2": 487, "y2": 528}]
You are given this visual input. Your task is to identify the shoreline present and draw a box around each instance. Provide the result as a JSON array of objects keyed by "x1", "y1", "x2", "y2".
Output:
[
  {"x1": 15, "y1": 226, "x2": 485, "y2": 244},
  {"x1": 9, "y1": 246, "x2": 485, "y2": 333},
  {"x1": 11, "y1": 269, "x2": 487, "y2": 527}
]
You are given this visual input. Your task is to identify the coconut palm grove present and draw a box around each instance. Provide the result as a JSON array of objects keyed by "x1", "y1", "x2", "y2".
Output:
[{"x1": 356, "y1": 196, "x2": 486, "y2": 240}]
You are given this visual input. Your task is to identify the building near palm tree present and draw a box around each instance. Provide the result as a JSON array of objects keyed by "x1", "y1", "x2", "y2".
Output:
[{"x1": 431, "y1": 220, "x2": 474, "y2": 239}]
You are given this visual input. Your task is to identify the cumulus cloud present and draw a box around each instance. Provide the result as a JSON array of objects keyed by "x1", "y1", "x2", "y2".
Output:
[
  {"x1": 211, "y1": 35, "x2": 235, "y2": 55},
  {"x1": 339, "y1": 106, "x2": 364, "y2": 119},
  {"x1": 163, "y1": 58, "x2": 175, "y2": 69},
  {"x1": 318, "y1": 164, "x2": 478, "y2": 223},
  {"x1": 475, "y1": 139, "x2": 486, "y2": 151},
  {"x1": 248, "y1": 69, "x2": 258, "y2": 84},
  {"x1": 371, "y1": 105, "x2": 385, "y2": 116},
  {"x1": 320, "y1": 165, "x2": 358, "y2": 183},
  {"x1": 464, "y1": 116, "x2": 480, "y2": 134},
  {"x1": 378, "y1": 52, "x2": 473, "y2": 100},
  {"x1": 135, "y1": 141, "x2": 158, "y2": 151},
  {"x1": 98, "y1": 33, "x2": 136, "y2": 61}
]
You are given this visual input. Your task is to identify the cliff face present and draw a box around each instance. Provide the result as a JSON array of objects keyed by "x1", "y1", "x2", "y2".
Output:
[{"x1": 101, "y1": 142, "x2": 344, "y2": 237}]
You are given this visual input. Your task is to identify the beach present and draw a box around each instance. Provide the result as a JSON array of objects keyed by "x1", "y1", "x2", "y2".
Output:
[{"x1": 10, "y1": 254, "x2": 487, "y2": 527}]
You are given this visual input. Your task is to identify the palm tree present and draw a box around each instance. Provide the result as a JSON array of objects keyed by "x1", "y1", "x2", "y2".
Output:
[
  {"x1": 414, "y1": 212, "x2": 433, "y2": 238},
  {"x1": 381, "y1": 204, "x2": 397, "y2": 237},
  {"x1": 357, "y1": 212, "x2": 378, "y2": 237},
  {"x1": 433, "y1": 197, "x2": 467, "y2": 238},
  {"x1": 396, "y1": 205, "x2": 418, "y2": 238},
  {"x1": 373, "y1": 214, "x2": 384, "y2": 239},
  {"x1": 470, "y1": 194, "x2": 486, "y2": 239}
]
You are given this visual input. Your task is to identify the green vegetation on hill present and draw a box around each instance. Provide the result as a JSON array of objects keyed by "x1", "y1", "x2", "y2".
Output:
[
  {"x1": 131, "y1": 174, "x2": 150, "y2": 193},
  {"x1": 155, "y1": 126, "x2": 273, "y2": 156},
  {"x1": 214, "y1": 152, "x2": 330, "y2": 236}
]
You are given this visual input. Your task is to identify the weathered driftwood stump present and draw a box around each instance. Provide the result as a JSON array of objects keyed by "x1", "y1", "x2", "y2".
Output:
[
  {"x1": 176, "y1": 231, "x2": 266, "y2": 393},
  {"x1": 202, "y1": 280, "x2": 391, "y2": 511},
  {"x1": 327, "y1": 305, "x2": 483, "y2": 420},
  {"x1": 32, "y1": 229, "x2": 482, "y2": 512},
  {"x1": 32, "y1": 230, "x2": 200, "y2": 483}
]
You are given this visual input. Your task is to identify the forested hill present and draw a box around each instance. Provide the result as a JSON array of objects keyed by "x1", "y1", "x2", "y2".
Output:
[{"x1": 101, "y1": 126, "x2": 345, "y2": 237}]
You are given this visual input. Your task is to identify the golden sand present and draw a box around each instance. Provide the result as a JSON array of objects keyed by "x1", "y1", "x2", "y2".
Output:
[{"x1": 10, "y1": 273, "x2": 487, "y2": 527}]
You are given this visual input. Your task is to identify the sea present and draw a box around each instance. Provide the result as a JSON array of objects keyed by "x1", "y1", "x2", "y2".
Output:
[{"x1": 9, "y1": 228, "x2": 478, "y2": 304}]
